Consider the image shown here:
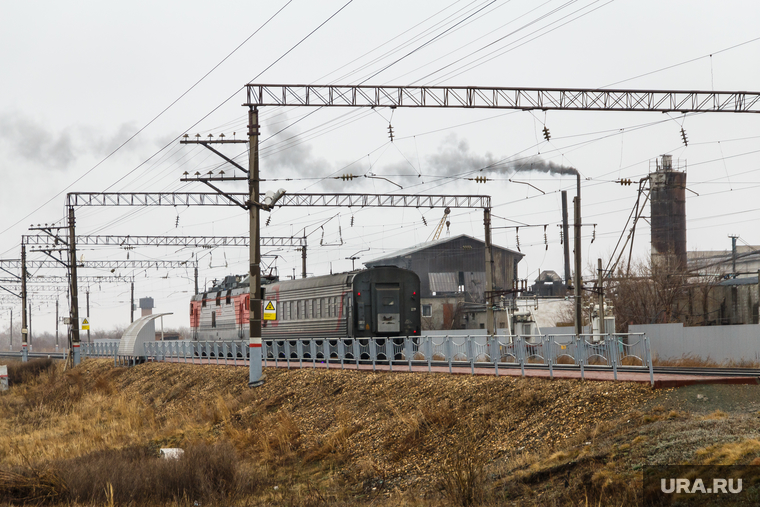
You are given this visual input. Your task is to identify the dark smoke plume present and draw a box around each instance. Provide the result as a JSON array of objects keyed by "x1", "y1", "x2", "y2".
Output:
[{"x1": 426, "y1": 134, "x2": 577, "y2": 178}]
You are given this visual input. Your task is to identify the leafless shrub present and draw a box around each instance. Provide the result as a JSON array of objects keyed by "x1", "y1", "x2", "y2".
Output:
[
  {"x1": 0, "y1": 464, "x2": 68, "y2": 504},
  {"x1": 57, "y1": 442, "x2": 261, "y2": 505},
  {"x1": 438, "y1": 435, "x2": 488, "y2": 507},
  {"x1": 7, "y1": 358, "x2": 54, "y2": 385}
]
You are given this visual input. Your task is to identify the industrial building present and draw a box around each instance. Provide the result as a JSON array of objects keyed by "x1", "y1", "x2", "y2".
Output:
[
  {"x1": 529, "y1": 270, "x2": 567, "y2": 297},
  {"x1": 364, "y1": 234, "x2": 523, "y2": 330},
  {"x1": 650, "y1": 154, "x2": 687, "y2": 272}
]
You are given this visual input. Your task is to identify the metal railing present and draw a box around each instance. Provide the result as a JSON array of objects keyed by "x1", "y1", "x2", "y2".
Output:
[{"x1": 84, "y1": 333, "x2": 653, "y2": 384}]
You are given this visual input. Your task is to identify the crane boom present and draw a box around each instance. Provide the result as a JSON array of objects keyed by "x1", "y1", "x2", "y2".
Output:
[{"x1": 432, "y1": 207, "x2": 451, "y2": 241}]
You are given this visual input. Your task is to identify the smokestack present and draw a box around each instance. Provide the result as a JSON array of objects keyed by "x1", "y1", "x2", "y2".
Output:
[
  {"x1": 561, "y1": 191, "x2": 571, "y2": 286},
  {"x1": 650, "y1": 155, "x2": 686, "y2": 272}
]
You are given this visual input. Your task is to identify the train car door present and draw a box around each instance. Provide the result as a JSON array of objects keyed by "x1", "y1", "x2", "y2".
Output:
[{"x1": 373, "y1": 284, "x2": 400, "y2": 334}]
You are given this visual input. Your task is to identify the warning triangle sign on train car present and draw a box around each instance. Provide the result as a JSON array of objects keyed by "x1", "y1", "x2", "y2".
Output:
[{"x1": 263, "y1": 300, "x2": 276, "y2": 321}]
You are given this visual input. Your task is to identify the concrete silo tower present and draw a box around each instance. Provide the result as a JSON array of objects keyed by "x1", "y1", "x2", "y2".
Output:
[{"x1": 650, "y1": 154, "x2": 687, "y2": 272}]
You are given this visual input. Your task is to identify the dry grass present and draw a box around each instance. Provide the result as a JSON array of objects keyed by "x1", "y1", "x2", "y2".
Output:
[
  {"x1": 0, "y1": 359, "x2": 665, "y2": 506},
  {"x1": 694, "y1": 439, "x2": 760, "y2": 465},
  {"x1": 654, "y1": 353, "x2": 760, "y2": 368},
  {"x1": 6, "y1": 358, "x2": 55, "y2": 386}
]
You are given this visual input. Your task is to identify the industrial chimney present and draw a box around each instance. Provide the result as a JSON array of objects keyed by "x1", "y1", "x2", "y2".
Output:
[{"x1": 650, "y1": 155, "x2": 687, "y2": 272}]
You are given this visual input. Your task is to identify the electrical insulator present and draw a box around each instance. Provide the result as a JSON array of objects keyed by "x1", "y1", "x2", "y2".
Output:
[
  {"x1": 542, "y1": 126, "x2": 551, "y2": 141},
  {"x1": 422, "y1": 216, "x2": 427, "y2": 226},
  {"x1": 680, "y1": 127, "x2": 688, "y2": 147},
  {"x1": 341, "y1": 174, "x2": 355, "y2": 181},
  {"x1": 560, "y1": 229, "x2": 563, "y2": 245},
  {"x1": 515, "y1": 227, "x2": 521, "y2": 252},
  {"x1": 350, "y1": 216, "x2": 354, "y2": 227},
  {"x1": 175, "y1": 216, "x2": 179, "y2": 228},
  {"x1": 266, "y1": 215, "x2": 271, "y2": 226},
  {"x1": 473, "y1": 176, "x2": 487, "y2": 183},
  {"x1": 619, "y1": 178, "x2": 632, "y2": 186},
  {"x1": 591, "y1": 224, "x2": 596, "y2": 244},
  {"x1": 388, "y1": 124, "x2": 395, "y2": 142},
  {"x1": 544, "y1": 224, "x2": 548, "y2": 251}
]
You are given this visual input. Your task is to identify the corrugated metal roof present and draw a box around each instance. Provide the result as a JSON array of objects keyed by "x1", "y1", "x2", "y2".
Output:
[
  {"x1": 719, "y1": 276, "x2": 760, "y2": 286},
  {"x1": 429, "y1": 272, "x2": 458, "y2": 293},
  {"x1": 365, "y1": 234, "x2": 523, "y2": 265}
]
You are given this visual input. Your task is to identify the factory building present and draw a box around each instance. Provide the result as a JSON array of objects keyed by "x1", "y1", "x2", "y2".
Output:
[
  {"x1": 529, "y1": 270, "x2": 567, "y2": 297},
  {"x1": 364, "y1": 234, "x2": 523, "y2": 330}
]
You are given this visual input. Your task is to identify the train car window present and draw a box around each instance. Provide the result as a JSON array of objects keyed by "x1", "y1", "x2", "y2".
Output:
[
  {"x1": 226, "y1": 290, "x2": 232, "y2": 305},
  {"x1": 315, "y1": 299, "x2": 321, "y2": 318},
  {"x1": 211, "y1": 311, "x2": 216, "y2": 328},
  {"x1": 202, "y1": 293, "x2": 207, "y2": 308},
  {"x1": 216, "y1": 291, "x2": 221, "y2": 306},
  {"x1": 298, "y1": 300, "x2": 303, "y2": 320}
]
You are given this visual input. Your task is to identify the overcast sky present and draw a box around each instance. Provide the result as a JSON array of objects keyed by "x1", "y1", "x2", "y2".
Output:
[{"x1": 2, "y1": 0, "x2": 760, "y2": 335}]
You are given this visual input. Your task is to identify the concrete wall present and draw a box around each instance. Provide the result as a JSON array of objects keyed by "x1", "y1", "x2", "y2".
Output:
[{"x1": 630, "y1": 322, "x2": 760, "y2": 363}]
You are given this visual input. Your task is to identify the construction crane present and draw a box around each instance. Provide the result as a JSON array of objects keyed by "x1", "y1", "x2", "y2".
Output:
[{"x1": 432, "y1": 207, "x2": 451, "y2": 241}]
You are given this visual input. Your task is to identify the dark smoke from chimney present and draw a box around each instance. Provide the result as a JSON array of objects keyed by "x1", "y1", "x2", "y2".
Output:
[{"x1": 426, "y1": 135, "x2": 576, "y2": 179}]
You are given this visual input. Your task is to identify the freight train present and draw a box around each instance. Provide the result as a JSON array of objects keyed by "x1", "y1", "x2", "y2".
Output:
[{"x1": 190, "y1": 266, "x2": 421, "y2": 341}]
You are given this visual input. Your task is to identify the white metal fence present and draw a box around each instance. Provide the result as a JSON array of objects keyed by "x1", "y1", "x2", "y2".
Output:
[{"x1": 82, "y1": 333, "x2": 653, "y2": 384}]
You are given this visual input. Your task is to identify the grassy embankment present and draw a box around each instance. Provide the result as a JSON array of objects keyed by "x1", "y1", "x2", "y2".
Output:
[{"x1": 1, "y1": 358, "x2": 759, "y2": 506}]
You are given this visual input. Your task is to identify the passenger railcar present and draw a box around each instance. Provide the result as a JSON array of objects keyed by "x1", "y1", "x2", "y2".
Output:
[{"x1": 190, "y1": 266, "x2": 421, "y2": 341}]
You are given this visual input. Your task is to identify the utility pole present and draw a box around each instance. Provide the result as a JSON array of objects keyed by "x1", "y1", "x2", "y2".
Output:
[
  {"x1": 574, "y1": 174, "x2": 582, "y2": 337},
  {"x1": 484, "y1": 208, "x2": 495, "y2": 337},
  {"x1": 28, "y1": 301, "x2": 32, "y2": 350},
  {"x1": 9, "y1": 309, "x2": 12, "y2": 351},
  {"x1": 68, "y1": 206, "x2": 81, "y2": 366},
  {"x1": 301, "y1": 236, "x2": 307, "y2": 279},
  {"x1": 730, "y1": 235, "x2": 738, "y2": 276},
  {"x1": 86, "y1": 288, "x2": 90, "y2": 343},
  {"x1": 130, "y1": 280, "x2": 134, "y2": 323},
  {"x1": 248, "y1": 106, "x2": 264, "y2": 387},
  {"x1": 597, "y1": 258, "x2": 605, "y2": 336},
  {"x1": 21, "y1": 244, "x2": 28, "y2": 362},
  {"x1": 194, "y1": 266, "x2": 198, "y2": 295},
  {"x1": 561, "y1": 191, "x2": 571, "y2": 287},
  {"x1": 55, "y1": 299, "x2": 59, "y2": 351}
]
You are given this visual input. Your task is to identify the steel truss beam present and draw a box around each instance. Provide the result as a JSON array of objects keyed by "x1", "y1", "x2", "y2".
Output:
[
  {"x1": 0, "y1": 259, "x2": 197, "y2": 270},
  {"x1": 1, "y1": 285, "x2": 70, "y2": 293},
  {"x1": 0, "y1": 276, "x2": 133, "y2": 284},
  {"x1": 23, "y1": 235, "x2": 306, "y2": 248},
  {"x1": 244, "y1": 84, "x2": 760, "y2": 114},
  {"x1": 66, "y1": 193, "x2": 490, "y2": 209},
  {"x1": 0, "y1": 293, "x2": 61, "y2": 302}
]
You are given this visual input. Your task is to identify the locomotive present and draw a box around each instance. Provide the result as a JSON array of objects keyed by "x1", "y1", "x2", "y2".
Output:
[{"x1": 189, "y1": 266, "x2": 421, "y2": 341}]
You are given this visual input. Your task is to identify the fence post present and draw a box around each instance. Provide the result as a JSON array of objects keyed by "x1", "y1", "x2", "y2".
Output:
[
  {"x1": 467, "y1": 336, "x2": 475, "y2": 375},
  {"x1": 386, "y1": 339, "x2": 393, "y2": 372},
  {"x1": 446, "y1": 335, "x2": 452, "y2": 374},
  {"x1": 339, "y1": 340, "x2": 345, "y2": 369},
  {"x1": 611, "y1": 337, "x2": 618, "y2": 381},
  {"x1": 406, "y1": 337, "x2": 413, "y2": 372},
  {"x1": 427, "y1": 336, "x2": 432, "y2": 373},
  {"x1": 645, "y1": 336, "x2": 654, "y2": 386},
  {"x1": 548, "y1": 336, "x2": 554, "y2": 380},
  {"x1": 519, "y1": 336, "x2": 525, "y2": 377},
  {"x1": 490, "y1": 336, "x2": 499, "y2": 376}
]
